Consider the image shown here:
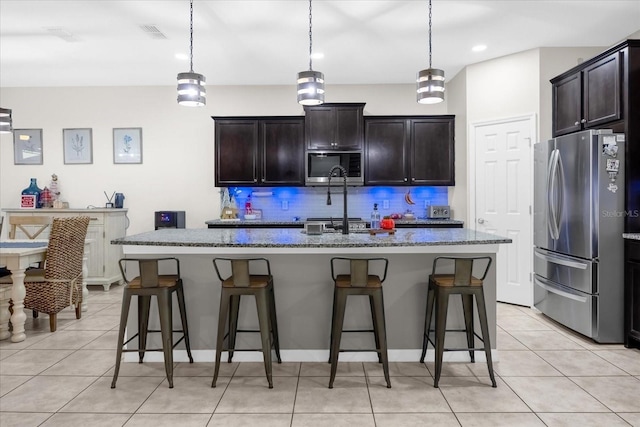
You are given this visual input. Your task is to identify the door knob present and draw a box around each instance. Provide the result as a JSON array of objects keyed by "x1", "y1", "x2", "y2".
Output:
[{"x1": 477, "y1": 218, "x2": 485, "y2": 224}]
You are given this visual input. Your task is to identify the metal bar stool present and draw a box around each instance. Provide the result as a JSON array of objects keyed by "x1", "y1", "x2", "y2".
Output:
[
  {"x1": 419, "y1": 256, "x2": 497, "y2": 388},
  {"x1": 111, "y1": 258, "x2": 193, "y2": 389},
  {"x1": 329, "y1": 257, "x2": 391, "y2": 389},
  {"x1": 211, "y1": 258, "x2": 281, "y2": 389}
]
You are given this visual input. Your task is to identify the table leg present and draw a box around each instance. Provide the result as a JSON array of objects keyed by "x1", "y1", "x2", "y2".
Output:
[
  {"x1": 82, "y1": 249, "x2": 89, "y2": 312},
  {"x1": 0, "y1": 284, "x2": 11, "y2": 340},
  {"x1": 9, "y1": 269, "x2": 27, "y2": 343}
]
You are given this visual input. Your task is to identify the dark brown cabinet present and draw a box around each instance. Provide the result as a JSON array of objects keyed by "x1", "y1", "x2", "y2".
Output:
[
  {"x1": 304, "y1": 103, "x2": 364, "y2": 150},
  {"x1": 625, "y1": 239, "x2": 640, "y2": 349},
  {"x1": 364, "y1": 116, "x2": 455, "y2": 186},
  {"x1": 214, "y1": 117, "x2": 304, "y2": 187},
  {"x1": 552, "y1": 51, "x2": 621, "y2": 137}
]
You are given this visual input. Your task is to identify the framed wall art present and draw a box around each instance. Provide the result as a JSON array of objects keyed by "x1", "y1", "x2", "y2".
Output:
[
  {"x1": 13, "y1": 129, "x2": 43, "y2": 165},
  {"x1": 113, "y1": 127, "x2": 143, "y2": 164},
  {"x1": 63, "y1": 128, "x2": 93, "y2": 164}
]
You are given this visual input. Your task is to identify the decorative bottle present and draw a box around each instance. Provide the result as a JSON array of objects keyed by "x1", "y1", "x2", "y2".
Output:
[
  {"x1": 371, "y1": 203, "x2": 381, "y2": 229},
  {"x1": 21, "y1": 178, "x2": 42, "y2": 209}
]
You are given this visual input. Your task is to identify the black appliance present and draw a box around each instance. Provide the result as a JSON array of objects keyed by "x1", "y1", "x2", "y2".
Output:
[
  {"x1": 155, "y1": 211, "x2": 185, "y2": 230},
  {"x1": 305, "y1": 151, "x2": 363, "y2": 186}
]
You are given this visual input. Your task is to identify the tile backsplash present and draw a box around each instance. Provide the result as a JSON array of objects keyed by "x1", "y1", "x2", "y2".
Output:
[{"x1": 222, "y1": 186, "x2": 448, "y2": 221}]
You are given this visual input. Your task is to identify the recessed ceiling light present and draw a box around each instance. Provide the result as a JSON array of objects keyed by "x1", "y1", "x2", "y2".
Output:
[
  {"x1": 175, "y1": 53, "x2": 189, "y2": 61},
  {"x1": 472, "y1": 44, "x2": 487, "y2": 52}
]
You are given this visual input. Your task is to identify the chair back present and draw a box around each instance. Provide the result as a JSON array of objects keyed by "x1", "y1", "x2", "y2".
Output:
[
  {"x1": 212, "y1": 258, "x2": 271, "y2": 287},
  {"x1": 432, "y1": 256, "x2": 493, "y2": 287},
  {"x1": 330, "y1": 257, "x2": 389, "y2": 287},
  {"x1": 9, "y1": 215, "x2": 52, "y2": 239},
  {"x1": 44, "y1": 216, "x2": 90, "y2": 282}
]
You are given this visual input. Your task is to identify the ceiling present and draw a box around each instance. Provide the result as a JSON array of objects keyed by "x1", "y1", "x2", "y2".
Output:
[{"x1": 1, "y1": 0, "x2": 639, "y2": 88}]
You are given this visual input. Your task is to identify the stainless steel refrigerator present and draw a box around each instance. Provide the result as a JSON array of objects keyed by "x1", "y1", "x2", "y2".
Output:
[{"x1": 533, "y1": 129, "x2": 625, "y2": 343}]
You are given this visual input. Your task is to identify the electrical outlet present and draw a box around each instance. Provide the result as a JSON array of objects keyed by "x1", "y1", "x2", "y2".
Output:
[
  {"x1": 383, "y1": 200, "x2": 389, "y2": 209},
  {"x1": 281, "y1": 200, "x2": 289, "y2": 210}
]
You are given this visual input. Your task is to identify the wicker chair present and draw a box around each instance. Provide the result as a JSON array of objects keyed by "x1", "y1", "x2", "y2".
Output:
[{"x1": 23, "y1": 216, "x2": 90, "y2": 332}]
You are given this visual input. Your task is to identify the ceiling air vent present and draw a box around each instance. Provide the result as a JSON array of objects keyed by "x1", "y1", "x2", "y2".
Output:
[
  {"x1": 139, "y1": 25, "x2": 168, "y2": 40},
  {"x1": 44, "y1": 27, "x2": 79, "y2": 42}
]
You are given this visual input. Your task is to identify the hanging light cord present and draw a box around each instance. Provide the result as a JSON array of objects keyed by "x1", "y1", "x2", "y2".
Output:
[
  {"x1": 308, "y1": 0, "x2": 313, "y2": 71},
  {"x1": 189, "y1": 0, "x2": 194, "y2": 72},
  {"x1": 428, "y1": 0, "x2": 433, "y2": 69}
]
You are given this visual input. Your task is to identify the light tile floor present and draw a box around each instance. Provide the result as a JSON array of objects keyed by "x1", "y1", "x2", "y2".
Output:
[{"x1": 1, "y1": 285, "x2": 639, "y2": 427}]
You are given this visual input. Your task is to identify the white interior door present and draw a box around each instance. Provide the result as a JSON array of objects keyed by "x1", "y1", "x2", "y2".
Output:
[{"x1": 470, "y1": 115, "x2": 534, "y2": 307}]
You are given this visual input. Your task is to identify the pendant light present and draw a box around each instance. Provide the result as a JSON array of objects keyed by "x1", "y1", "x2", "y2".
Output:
[
  {"x1": 0, "y1": 108, "x2": 12, "y2": 133},
  {"x1": 297, "y1": 0, "x2": 325, "y2": 105},
  {"x1": 177, "y1": 0, "x2": 206, "y2": 107},
  {"x1": 416, "y1": 0, "x2": 445, "y2": 104}
]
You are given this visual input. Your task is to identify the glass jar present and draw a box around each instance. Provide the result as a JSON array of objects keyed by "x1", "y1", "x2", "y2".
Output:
[{"x1": 21, "y1": 178, "x2": 42, "y2": 208}]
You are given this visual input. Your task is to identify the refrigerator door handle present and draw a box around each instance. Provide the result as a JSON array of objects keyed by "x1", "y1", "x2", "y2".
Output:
[
  {"x1": 534, "y1": 249, "x2": 589, "y2": 270},
  {"x1": 547, "y1": 149, "x2": 560, "y2": 240},
  {"x1": 534, "y1": 276, "x2": 588, "y2": 303},
  {"x1": 555, "y1": 150, "x2": 565, "y2": 237}
]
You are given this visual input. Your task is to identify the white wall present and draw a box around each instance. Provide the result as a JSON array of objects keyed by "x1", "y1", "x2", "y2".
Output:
[
  {"x1": 445, "y1": 67, "x2": 468, "y2": 222},
  {"x1": 0, "y1": 84, "x2": 447, "y2": 235}
]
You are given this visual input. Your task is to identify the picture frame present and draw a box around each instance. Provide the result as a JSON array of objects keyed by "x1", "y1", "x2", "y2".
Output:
[
  {"x1": 13, "y1": 129, "x2": 43, "y2": 165},
  {"x1": 113, "y1": 127, "x2": 143, "y2": 164},
  {"x1": 63, "y1": 128, "x2": 93, "y2": 164}
]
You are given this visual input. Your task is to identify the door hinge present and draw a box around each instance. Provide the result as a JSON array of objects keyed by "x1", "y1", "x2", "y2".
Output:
[
  {"x1": 526, "y1": 137, "x2": 531, "y2": 148},
  {"x1": 529, "y1": 272, "x2": 532, "y2": 282},
  {"x1": 529, "y1": 205, "x2": 532, "y2": 215}
]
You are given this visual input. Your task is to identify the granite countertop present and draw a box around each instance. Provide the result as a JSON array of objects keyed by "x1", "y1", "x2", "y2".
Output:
[
  {"x1": 112, "y1": 227, "x2": 510, "y2": 248},
  {"x1": 205, "y1": 218, "x2": 464, "y2": 226},
  {"x1": 623, "y1": 233, "x2": 640, "y2": 241}
]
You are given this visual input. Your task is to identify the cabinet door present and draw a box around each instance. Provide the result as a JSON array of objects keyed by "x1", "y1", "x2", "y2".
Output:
[
  {"x1": 552, "y1": 72, "x2": 582, "y2": 137},
  {"x1": 305, "y1": 106, "x2": 335, "y2": 149},
  {"x1": 334, "y1": 106, "x2": 363, "y2": 150},
  {"x1": 215, "y1": 120, "x2": 259, "y2": 186},
  {"x1": 364, "y1": 119, "x2": 408, "y2": 185},
  {"x1": 411, "y1": 118, "x2": 455, "y2": 186},
  {"x1": 261, "y1": 119, "x2": 305, "y2": 185},
  {"x1": 583, "y1": 52, "x2": 621, "y2": 128},
  {"x1": 626, "y1": 241, "x2": 640, "y2": 348}
]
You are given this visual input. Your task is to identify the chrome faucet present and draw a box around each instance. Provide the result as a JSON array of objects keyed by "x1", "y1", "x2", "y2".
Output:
[{"x1": 326, "y1": 165, "x2": 349, "y2": 235}]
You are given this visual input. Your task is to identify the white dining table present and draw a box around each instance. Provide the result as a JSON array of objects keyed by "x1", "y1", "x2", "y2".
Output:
[{"x1": 0, "y1": 239, "x2": 91, "y2": 343}]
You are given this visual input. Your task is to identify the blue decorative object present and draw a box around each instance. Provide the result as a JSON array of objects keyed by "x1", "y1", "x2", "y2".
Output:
[{"x1": 21, "y1": 178, "x2": 42, "y2": 208}]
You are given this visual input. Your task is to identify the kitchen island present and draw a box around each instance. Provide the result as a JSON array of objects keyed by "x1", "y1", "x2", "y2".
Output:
[{"x1": 112, "y1": 228, "x2": 511, "y2": 362}]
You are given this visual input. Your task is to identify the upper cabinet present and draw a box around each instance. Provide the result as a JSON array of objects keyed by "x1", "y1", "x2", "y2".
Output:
[
  {"x1": 214, "y1": 117, "x2": 304, "y2": 187},
  {"x1": 304, "y1": 103, "x2": 364, "y2": 150},
  {"x1": 364, "y1": 116, "x2": 455, "y2": 186},
  {"x1": 552, "y1": 51, "x2": 622, "y2": 137}
]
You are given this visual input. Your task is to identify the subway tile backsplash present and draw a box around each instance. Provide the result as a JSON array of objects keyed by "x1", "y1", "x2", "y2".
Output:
[{"x1": 222, "y1": 186, "x2": 448, "y2": 221}]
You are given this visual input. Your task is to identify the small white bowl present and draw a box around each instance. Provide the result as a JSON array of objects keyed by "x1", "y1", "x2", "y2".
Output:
[{"x1": 244, "y1": 214, "x2": 257, "y2": 220}]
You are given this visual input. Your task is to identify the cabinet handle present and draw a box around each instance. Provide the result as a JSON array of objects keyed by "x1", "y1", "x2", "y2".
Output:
[
  {"x1": 574, "y1": 121, "x2": 580, "y2": 126},
  {"x1": 90, "y1": 217, "x2": 99, "y2": 221},
  {"x1": 411, "y1": 177, "x2": 416, "y2": 182},
  {"x1": 580, "y1": 119, "x2": 586, "y2": 124},
  {"x1": 404, "y1": 178, "x2": 408, "y2": 182}
]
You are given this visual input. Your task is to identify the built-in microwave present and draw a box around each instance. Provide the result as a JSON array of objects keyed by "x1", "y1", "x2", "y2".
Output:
[{"x1": 305, "y1": 151, "x2": 363, "y2": 186}]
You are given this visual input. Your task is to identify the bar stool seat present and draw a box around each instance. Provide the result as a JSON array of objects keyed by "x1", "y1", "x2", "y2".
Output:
[
  {"x1": 111, "y1": 257, "x2": 193, "y2": 389},
  {"x1": 212, "y1": 258, "x2": 281, "y2": 389},
  {"x1": 420, "y1": 256, "x2": 497, "y2": 388},
  {"x1": 329, "y1": 257, "x2": 391, "y2": 389}
]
